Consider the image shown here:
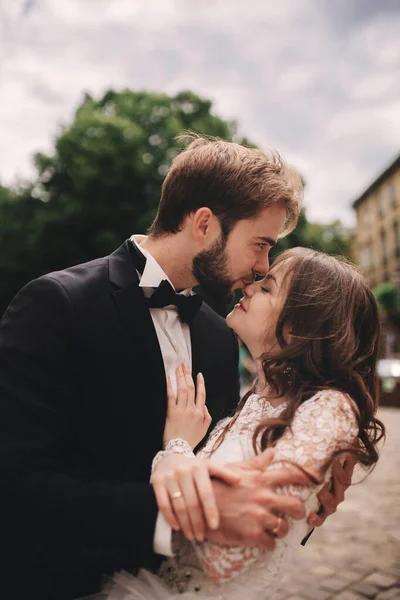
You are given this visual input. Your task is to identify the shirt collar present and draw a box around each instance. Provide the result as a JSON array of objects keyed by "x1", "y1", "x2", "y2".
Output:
[{"x1": 130, "y1": 235, "x2": 191, "y2": 296}]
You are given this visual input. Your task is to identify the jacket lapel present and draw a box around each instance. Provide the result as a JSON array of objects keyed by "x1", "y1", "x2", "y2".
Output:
[
  {"x1": 108, "y1": 241, "x2": 166, "y2": 398},
  {"x1": 190, "y1": 305, "x2": 225, "y2": 422},
  {"x1": 190, "y1": 306, "x2": 208, "y2": 380}
]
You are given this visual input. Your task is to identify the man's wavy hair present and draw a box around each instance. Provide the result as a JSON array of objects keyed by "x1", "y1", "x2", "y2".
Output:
[
  {"x1": 148, "y1": 133, "x2": 302, "y2": 238},
  {"x1": 213, "y1": 248, "x2": 385, "y2": 479}
]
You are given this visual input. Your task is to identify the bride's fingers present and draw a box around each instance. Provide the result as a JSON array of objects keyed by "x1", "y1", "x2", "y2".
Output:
[
  {"x1": 193, "y1": 466, "x2": 220, "y2": 531},
  {"x1": 166, "y1": 376, "x2": 176, "y2": 411},
  {"x1": 203, "y1": 405, "x2": 212, "y2": 430},
  {"x1": 175, "y1": 365, "x2": 188, "y2": 408},
  {"x1": 152, "y1": 479, "x2": 180, "y2": 531},
  {"x1": 166, "y1": 477, "x2": 196, "y2": 541},
  {"x1": 182, "y1": 362, "x2": 195, "y2": 406},
  {"x1": 195, "y1": 372, "x2": 206, "y2": 408},
  {"x1": 178, "y1": 470, "x2": 206, "y2": 542}
]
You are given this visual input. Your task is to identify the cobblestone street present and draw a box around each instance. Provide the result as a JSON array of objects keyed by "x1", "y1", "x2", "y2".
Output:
[{"x1": 274, "y1": 407, "x2": 400, "y2": 600}]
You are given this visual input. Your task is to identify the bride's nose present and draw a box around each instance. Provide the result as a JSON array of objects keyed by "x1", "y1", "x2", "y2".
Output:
[{"x1": 243, "y1": 281, "x2": 259, "y2": 297}]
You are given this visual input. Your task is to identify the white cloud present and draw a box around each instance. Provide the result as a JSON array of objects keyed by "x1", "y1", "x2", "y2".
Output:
[{"x1": 0, "y1": 0, "x2": 399, "y2": 226}]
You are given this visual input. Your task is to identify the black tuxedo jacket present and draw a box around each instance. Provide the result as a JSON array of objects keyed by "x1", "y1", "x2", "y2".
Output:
[{"x1": 0, "y1": 241, "x2": 240, "y2": 600}]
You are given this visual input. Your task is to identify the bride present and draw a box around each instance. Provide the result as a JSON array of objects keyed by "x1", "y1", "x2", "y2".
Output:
[{"x1": 100, "y1": 247, "x2": 384, "y2": 599}]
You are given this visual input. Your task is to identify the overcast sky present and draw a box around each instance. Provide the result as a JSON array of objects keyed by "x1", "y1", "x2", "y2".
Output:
[{"x1": 0, "y1": 0, "x2": 399, "y2": 225}]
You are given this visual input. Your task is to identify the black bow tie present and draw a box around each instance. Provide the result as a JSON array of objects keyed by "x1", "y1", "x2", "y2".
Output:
[
  {"x1": 146, "y1": 280, "x2": 203, "y2": 324},
  {"x1": 128, "y1": 239, "x2": 202, "y2": 324}
]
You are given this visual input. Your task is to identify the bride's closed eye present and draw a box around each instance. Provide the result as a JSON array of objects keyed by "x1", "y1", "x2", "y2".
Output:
[{"x1": 261, "y1": 286, "x2": 271, "y2": 294}]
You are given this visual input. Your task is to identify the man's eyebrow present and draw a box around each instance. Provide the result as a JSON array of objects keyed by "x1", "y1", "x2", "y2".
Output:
[{"x1": 255, "y1": 236, "x2": 277, "y2": 247}]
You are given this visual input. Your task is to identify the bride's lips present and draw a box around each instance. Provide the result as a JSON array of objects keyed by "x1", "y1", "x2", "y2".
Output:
[{"x1": 235, "y1": 299, "x2": 246, "y2": 312}]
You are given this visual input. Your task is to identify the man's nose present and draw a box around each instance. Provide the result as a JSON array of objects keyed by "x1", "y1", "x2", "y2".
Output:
[{"x1": 254, "y1": 254, "x2": 270, "y2": 278}]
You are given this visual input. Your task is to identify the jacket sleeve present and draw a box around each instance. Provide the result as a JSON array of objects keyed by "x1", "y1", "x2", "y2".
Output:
[
  {"x1": 0, "y1": 275, "x2": 158, "y2": 572},
  {"x1": 222, "y1": 329, "x2": 241, "y2": 418}
]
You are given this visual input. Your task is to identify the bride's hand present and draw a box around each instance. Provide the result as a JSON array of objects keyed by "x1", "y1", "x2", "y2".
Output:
[
  {"x1": 163, "y1": 363, "x2": 212, "y2": 449},
  {"x1": 151, "y1": 453, "x2": 240, "y2": 542}
]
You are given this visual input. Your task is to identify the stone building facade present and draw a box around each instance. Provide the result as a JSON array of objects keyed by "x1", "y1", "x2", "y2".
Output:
[{"x1": 353, "y1": 154, "x2": 400, "y2": 289}]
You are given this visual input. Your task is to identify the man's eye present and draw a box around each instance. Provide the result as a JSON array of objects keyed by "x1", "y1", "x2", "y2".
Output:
[
  {"x1": 261, "y1": 287, "x2": 270, "y2": 294},
  {"x1": 257, "y1": 243, "x2": 267, "y2": 250}
]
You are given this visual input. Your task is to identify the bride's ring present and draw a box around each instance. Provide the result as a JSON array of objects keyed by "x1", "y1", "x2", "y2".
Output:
[
  {"x1": 170, "y1": 490, "x2": 183, "y2": 500},
  {"x1": 271, "y1": 516, "x2": 282, "y2": 536}
]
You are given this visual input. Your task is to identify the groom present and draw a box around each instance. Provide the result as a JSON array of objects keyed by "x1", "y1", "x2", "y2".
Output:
[{"x1": 0, "y1": 135, "x2": 348, "y2": 600}]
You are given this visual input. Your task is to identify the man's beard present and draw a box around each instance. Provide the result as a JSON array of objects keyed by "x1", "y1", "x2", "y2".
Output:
[{"x1": 192, "y1": 235, "x2": 236, "y2": 304}]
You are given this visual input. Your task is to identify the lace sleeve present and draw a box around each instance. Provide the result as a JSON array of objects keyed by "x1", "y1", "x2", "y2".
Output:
[
  {"x1": 151, "y1": 415, "x2": 233, "y2": 476},
  {"x1": 271, "y1": 390, "x2": 359, "y2": 477},
  {"x1": 151, "y1": 438, "x2": 195, "y2": 476},
  {"x1": 193, "y1": 390, "x2": 359, "y2": 583}
]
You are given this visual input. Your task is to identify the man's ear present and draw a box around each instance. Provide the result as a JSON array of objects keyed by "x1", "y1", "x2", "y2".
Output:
[{"x1": 191, "y1": 207, "x2": 215, "y2": 242}]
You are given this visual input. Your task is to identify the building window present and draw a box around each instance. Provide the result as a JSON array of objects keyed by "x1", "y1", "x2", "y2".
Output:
[
  {"x1": 381, "y1": 228, "x2": 388, "y2": 264},
  {"x1": 391, "y1": 182, "x2": 398, "y2": 208},
  {"x1": 394, "y1": 221, "x2": 400, "y2": 257},
  {"x1": 359, "y1": 245, "x2": 374, "y2": 270},
  {"x1": 362, "y1": 204, "x2": 372, "y2": 225},
  {"x1": 377, "y1": 190, "x2": 386, "y2": 217}
]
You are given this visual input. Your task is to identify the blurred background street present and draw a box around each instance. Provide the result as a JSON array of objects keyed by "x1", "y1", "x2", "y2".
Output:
[{"x1": 273, "y1": 406, "x2": 400, "y2": 600}]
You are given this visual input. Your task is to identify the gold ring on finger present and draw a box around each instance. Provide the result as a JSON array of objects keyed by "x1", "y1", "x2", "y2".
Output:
[{"x1": 170, "y1": 490, "x2": 183, "y2": 500}]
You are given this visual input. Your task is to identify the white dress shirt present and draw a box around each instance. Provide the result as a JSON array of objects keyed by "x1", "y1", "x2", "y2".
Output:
[{"x1": 131, "y1": 235, "x2": 191, "y2": 556}]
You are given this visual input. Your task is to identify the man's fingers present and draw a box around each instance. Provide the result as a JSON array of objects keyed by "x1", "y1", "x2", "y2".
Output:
[
  {"x1": 207, "y1": 462, "x2": 241, "y2": 486},
  {"x1": 255, "y1": 531, "x2": 277, "y2": 551},
  {"x1": 264, "y1": 514, "x2": 289, "y2": 539},
  {"x1": 269, "y1": 493, "x2": 306, "y2": 520},
  {"x1": 308, "y1": 511, "x2": 326, "y2": 527},
  {"x1": 261, "y1": 466, "x2": 311, "y2": 488},
  {"x1": 239, "y1": 448, "x2": 275, "y2": 471}
]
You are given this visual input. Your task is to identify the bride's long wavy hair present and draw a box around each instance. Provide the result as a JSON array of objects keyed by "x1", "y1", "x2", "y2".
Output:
[{"x1": 213, "y1": 247, "x2": 385, "y2": 477}]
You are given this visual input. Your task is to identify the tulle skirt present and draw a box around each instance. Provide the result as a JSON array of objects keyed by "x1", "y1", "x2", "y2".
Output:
[{"x1": 83, "y1": 569, "x2": 221, "y2": 600}]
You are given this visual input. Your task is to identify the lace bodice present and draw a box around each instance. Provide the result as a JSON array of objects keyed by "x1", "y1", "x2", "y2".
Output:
[{"x1": 155, "y1": 390, "x2": 359, "y2": 599}]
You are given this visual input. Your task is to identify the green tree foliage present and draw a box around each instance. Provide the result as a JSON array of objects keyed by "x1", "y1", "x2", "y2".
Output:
[
  {"x1": 31, "y1": 89, "x2": 239, "y2": 272},
  {"x1": 0, "y1": 90, "x2": 239, "y2": 313},
  {"x1": 271, "y1": 211, "x2": 353, "y2": 259},
  {"x1": 373, "y1": 282, "x2": 399, "y2": 313},
  {"x1": 0, "y1": 88, "x2": 353, "y2": 315},
  {"x1": 0, "y1": 185, "x2": 45, "y2": 306}
]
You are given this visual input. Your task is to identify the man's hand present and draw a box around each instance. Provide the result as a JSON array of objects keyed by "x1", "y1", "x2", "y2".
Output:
[
  {"x1": 206, "y1": 450, "x2": 307, "y2": 551},
  {"x1": 308, "y1": 453, "x2": 356, "y2": 527}
]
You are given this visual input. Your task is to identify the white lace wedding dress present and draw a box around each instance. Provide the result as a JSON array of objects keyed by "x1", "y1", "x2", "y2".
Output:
[{"x1": 104, "y1": 390, "x2": 358, "y2": 600}]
